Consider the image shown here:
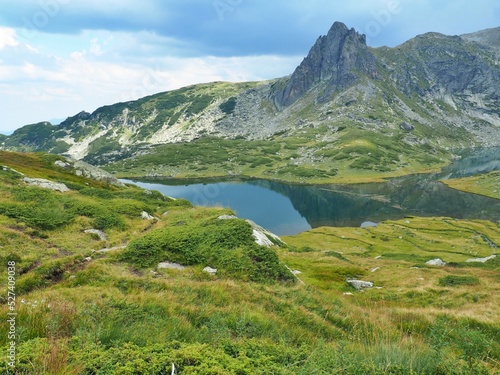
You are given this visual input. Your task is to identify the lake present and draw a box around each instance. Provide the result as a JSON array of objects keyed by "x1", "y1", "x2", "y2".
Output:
[{"x1": 122, "y1": 147, "x2": 500, "y2": 236}]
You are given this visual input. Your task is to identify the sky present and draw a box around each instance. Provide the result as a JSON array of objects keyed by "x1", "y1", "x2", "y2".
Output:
[{"x1": 0, "y1": 0, "x2": 499, "y2": 134}]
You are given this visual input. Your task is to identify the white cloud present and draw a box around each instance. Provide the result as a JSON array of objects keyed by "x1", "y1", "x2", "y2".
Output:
[
  {"x1": 0, "y1": 29, "x2": 300, "y2": 133},
  {"x1": 0, "y1": 27, "x2": 19, "y2": 49}
]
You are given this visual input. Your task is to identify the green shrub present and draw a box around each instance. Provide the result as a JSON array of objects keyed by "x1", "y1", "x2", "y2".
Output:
[
  {"x1": 0, "y1": 202, "x2": 74, "y2": 230},
  {"x1": 120, "y1": 218, "x2": 293, "y2": 282},
  {"x1": 438, "y1": 275, "x2": 480, "y2": 287},
  {"x1": 79, "y1": 187, "x2": 114, "y2": 200}
]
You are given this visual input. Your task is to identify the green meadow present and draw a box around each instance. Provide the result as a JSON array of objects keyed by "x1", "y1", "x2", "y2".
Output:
[{"x1": 0, "y1": 151, "x2": 499, "y2": 374}]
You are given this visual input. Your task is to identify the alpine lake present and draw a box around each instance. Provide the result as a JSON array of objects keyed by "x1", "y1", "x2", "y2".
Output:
[{"x1": 122, "y1": 147, "x2": 500, "y2": 236}]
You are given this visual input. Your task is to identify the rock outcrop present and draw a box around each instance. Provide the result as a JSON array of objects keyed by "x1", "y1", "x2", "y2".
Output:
[
  {"x1": 23, "y1": 177, "x2": 70, "y2": 193},
  {"x1": 272, "y1": 21, "x2": 377, "y2": 108}
]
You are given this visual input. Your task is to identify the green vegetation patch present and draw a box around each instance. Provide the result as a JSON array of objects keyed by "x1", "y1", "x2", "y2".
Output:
[
  {"x1": 438, "y1": 275, "x2": 481, "y2": 287},
  {"x1": 121, "y1": 218, "x2": 294, "y2": 283}
]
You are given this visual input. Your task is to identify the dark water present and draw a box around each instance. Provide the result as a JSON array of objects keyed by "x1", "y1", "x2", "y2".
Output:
[{"x1": 122, "y1": 147, "x2": 500, "y2": 235}]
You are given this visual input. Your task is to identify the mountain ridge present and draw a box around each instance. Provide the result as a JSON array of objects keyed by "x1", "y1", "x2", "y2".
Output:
[{"x1": 2, "y1": 22, "x2": 499, "y2": 182}]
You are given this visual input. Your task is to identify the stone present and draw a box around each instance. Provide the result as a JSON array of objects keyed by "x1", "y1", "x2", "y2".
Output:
[
  {"x1": 158, "y1": 262, "x2": 186, "y2": 270},
  {"x1": 203, "y1": 266, "x2": 217, "y2": 275},
  {"x1": 466, "y1": 254, "x2": 496, "y2": 263},
  {"x1": 54, "y1": 160, "x2": 69, "y2": 168},
  {"x1": 94, "y1": 246, "x2": 126, "y2": 253},
  {"x1": 73, "y1": 160, "x2": 125, "y2": 187},
  {"x1": 292, "y1": 270, "x2": 302, "y2": 275},
  {"x1": 23, "y1": 177, "x2": 70, "y2": 193},
  {"x1": 84, "y1": 257, "x2": 92, "y2": 262},
  {"x1": 252, "y1": 229, "x2": 274, "y2": 247},
  {"x1": 84, "y1": 229, "x2": 107, "y2": 241},
  {"x1": 141, "y1": 211, "x2": 154, "y2": 220},
  {"x1": 217, "y1": 215, "x2": 238, "y2": 220},
  {"x1": 347, "y1": 279, "x2": 374, "y2": 290},
  {"x1": 426, "y1": 258, "x2": 446, "y2": 266},
  {"x1": 400, "y1": 122, "x2": 415, "y2": 131}
]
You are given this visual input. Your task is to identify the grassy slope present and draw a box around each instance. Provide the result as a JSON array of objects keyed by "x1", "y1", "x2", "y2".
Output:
[
  {"x1": 443, "y1": 171, "x2": 500, "y2": 200},
  {"x1": 106, "y1": 128, "x2": 450, "y2": 185},
  {"x1": 0, "y1": 151, "x2": 499, "y2": 374}
]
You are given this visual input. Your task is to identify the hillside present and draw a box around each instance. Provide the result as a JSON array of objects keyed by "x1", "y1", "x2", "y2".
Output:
[
  {"x1": 1, "y1": 22, "x2": 499, "y2": 183},
  {"x1": 0, "y1": 150, "x2": 499, "y2": 374}
]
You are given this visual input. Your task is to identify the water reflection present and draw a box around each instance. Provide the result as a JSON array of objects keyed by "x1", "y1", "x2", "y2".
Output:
[{"x1": 123, "y1": 147, "x2": 500, "y2": 235}]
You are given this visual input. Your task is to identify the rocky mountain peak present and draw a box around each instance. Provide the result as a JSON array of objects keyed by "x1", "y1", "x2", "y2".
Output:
[{"x1": 272, "y1": 21, "x2": 377, "y2": 108}]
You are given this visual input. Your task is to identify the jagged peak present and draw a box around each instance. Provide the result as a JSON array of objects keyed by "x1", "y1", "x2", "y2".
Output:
[
  {"x1": 325, "y1": 21, "x2": 367, "y2": 45},
  {"x1": 272, "y1": 21, "x2": 376, "y2": 108}
]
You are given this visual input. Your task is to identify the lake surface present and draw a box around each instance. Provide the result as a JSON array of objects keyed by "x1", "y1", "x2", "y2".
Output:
[{"x1": 122, "y1": 147, "x2": 500, "y2": 236}]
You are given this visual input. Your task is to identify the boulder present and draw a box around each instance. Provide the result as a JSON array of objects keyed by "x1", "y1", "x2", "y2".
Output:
[
  {"x1": 400, "y1": 122, "x2": 415, "y2": 131},
  {"x1": 218, "y1": 215, "x2": 284, "y2": 247},
  {"x1": 466, "y1": 254, "x2": 496, "y2": 263},
  {"x1": 347, "y1": 279, "x2": 374, "y2": 290},
  {"x1": 73, "y1": 160, "x2": 125, "y2": 187},
  {"x1": 141, "y1": 211, "x2": 154, "y2": 220},
  {"x1": 23, "y1": 177, "x2": 70, "y2": 193},
  {"x1": 158, "y1": 262, "x2": 186, "y2": 270},
  {"x1": 54, "y1": 160, "x2": 69, "y2": 168},
  {"x1": 203, "y1": 266, "x2": 217, "y2": 275},
  {"x1": 84, "y1": 229, "x2": 107, "y2": 241},
  {"x1": 426, "y1": 258, "x2": 446, "y2": 266}
]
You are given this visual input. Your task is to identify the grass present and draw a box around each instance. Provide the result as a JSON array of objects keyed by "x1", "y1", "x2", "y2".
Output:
[
  {"x1": 0, "y1": 151, "x2": 499, "y2": 374},
  {"x1": 443, "y1": 171, "x2": 500, "y2": 200},
  {"x1": 105, "y1": 127, "x2": 452, "y2": 185}
]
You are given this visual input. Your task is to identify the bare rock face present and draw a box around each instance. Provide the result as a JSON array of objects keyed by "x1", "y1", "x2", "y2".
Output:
[
  {"x1": 273, "y1": 21, "x2": 377, "y2": 108},
  {"x1": 23, "y1": 177, "x2": 70, "y2": 193},
  {"x1": 73, "y1": 160, "x2": 125, "y2": 187}
]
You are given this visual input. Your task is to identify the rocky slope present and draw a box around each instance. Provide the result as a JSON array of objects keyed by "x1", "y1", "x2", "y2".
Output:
[{"x1": 2, "y1": 22, "x2": 499, "y2": 176}]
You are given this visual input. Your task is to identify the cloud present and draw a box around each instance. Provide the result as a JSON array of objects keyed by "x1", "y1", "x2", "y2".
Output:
[
  {"x1": 0, "y1": 0, "x2": 499, "y2": 133},
  {"x1": 0, "y1": 28, "x2": 301, "y2": 132},
  {"x1": 0, "y1": 27, "x2": 19, "y2": 49}
]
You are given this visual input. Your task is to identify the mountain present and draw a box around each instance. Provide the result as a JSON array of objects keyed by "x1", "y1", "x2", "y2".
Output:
[{"x1": 2, "y1": 22, "x2": 500, "y2": 182}]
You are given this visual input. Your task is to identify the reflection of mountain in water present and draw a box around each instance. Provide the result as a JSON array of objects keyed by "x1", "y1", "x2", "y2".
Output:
[
  {"x1": 251, "y1": 173, "x2": 500, "y2": 228},
  {"x1": 440, "y1": 147, "x2": 500, "y2": 179}
]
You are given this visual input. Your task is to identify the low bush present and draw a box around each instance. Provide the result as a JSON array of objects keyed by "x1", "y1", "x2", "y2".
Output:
[
  {"x1": 120, "y1": 218, "x2": 294, "y2": 283},
  {"x1": 438, "y1": 275, "x2": 480, "y2": 287}
]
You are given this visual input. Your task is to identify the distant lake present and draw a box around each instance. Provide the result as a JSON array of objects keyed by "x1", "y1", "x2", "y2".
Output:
[{"x1": 122, "y1": 147, "x2": 500, "y2": 236}]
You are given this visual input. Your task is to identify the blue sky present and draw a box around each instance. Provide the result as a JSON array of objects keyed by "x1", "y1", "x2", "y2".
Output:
[{"x1": 0, "y1": 0, "x2": 499, "y2": 134}]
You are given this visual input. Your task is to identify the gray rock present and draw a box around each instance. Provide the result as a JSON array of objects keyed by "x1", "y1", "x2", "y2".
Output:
[
  {"x1": 217, "y1": 215, "x2": 238, "y2": 220},
  {"x1": 23, "y1": 177, "x2": 70, "y2": 193},
  {"x1": 347, "y1": 279, "x2": 374, "y2": 290},
  {"x1": 426, "y1": 258, "x2": 446, "y2": 266},
  {"x1": 141, "y1": 211, "x2": 154, "y2": 220},
  {"x1": 400, "y1": 122, "x2": 415, "y2": 131},
  {"x1": 94, "y1": 246, "x2": 126, "y2": 253},
  {"x1": 158, "y1": 262, "x2": 186, "y2": 270},
  {"x1": 73, "y1": 160, "x2": 125, "y2": 187},
  {"x1": 246, "y1": 219, "x2": 284, "y2": 247},
  {"x1": 54, "y1": 160, "x2": 69, "y2": 168},
  {"x1": 84, "y1": 229, "x2": 107, "y2": 241},
  {"x1": 466, "y1": 254, "x2": 496, "y2": 263},
  {"x1": 203, "y1": 266, "x2": 217, "y2": 275}
]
